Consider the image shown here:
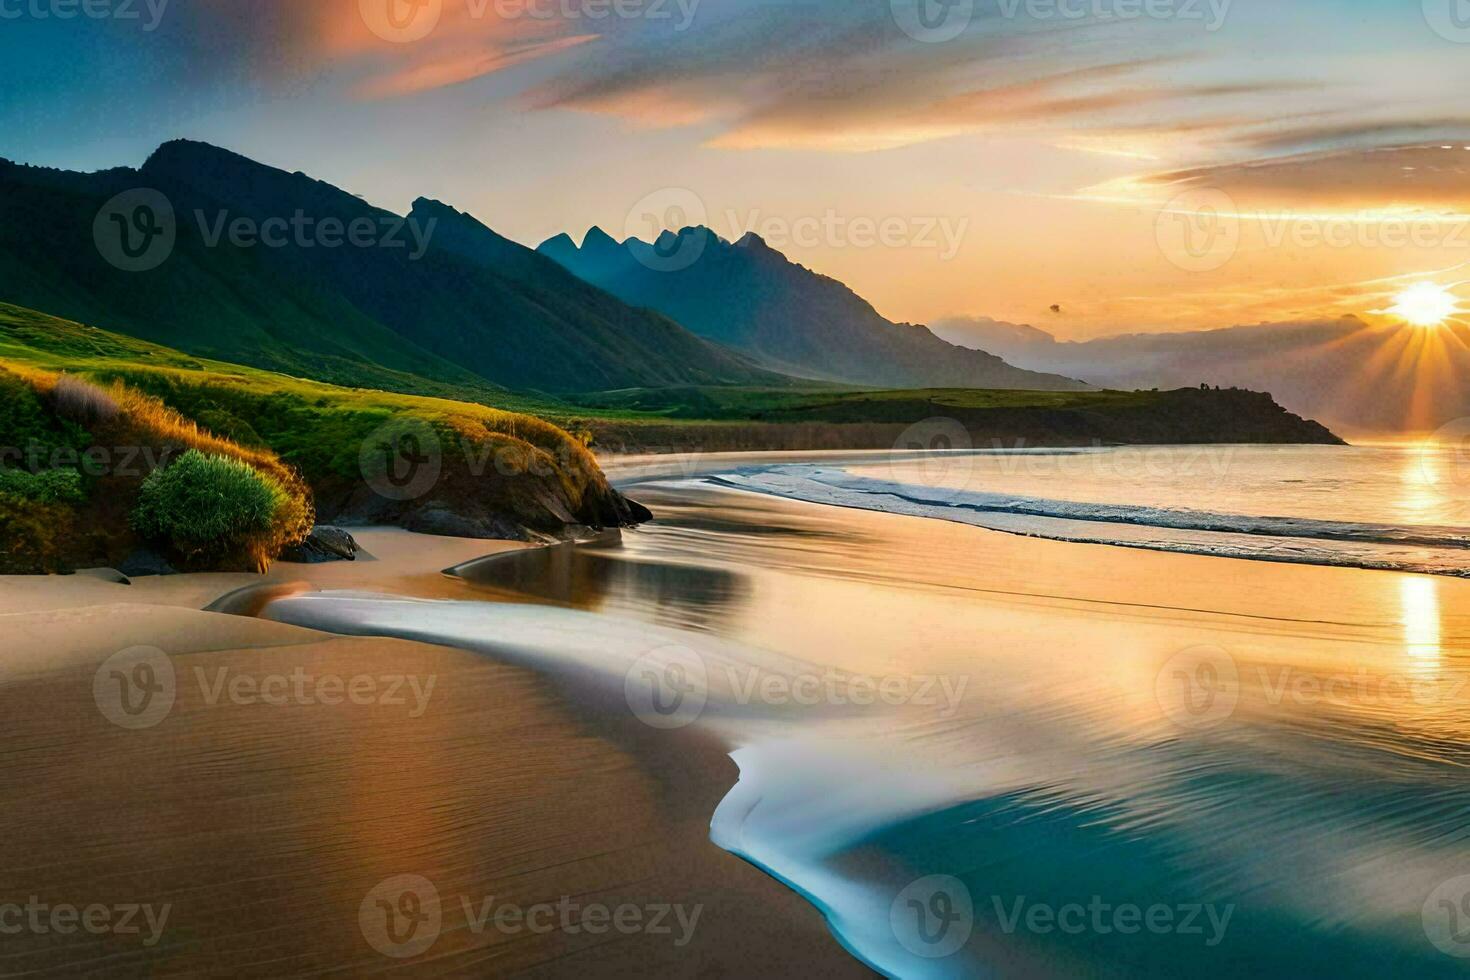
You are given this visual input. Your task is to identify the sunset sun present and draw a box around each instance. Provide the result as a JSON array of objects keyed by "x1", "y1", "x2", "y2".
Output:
[{"x1": 1388, "y1": 282, "x2": 1458, "y2": 328}]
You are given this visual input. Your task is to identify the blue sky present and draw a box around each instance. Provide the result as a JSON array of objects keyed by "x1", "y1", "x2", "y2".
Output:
[{"x1": 4, "y1": 0, "x2": 1470, "y2": 334}]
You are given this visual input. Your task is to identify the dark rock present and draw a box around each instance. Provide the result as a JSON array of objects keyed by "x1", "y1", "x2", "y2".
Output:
[
  {"x1": 73, "y1": 567, "x2": 132, "y2": 585},
  {"x1": 403, "y1": 506, "x2": 529, "y2": 541},
  {"x1": 621, "y1": 497, "x2": 654, "y2": 525},
  {"x1": 279, "y1": 526, "x2": 360, "y2": 564},
  {"x1": 118, "y1": 548, "x2": 178, "y2": 578}
]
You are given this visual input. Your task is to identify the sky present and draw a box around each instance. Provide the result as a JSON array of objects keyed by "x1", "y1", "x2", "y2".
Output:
[{"x1": 5, "y1": 0, "x2": 1470, "y2": 338}]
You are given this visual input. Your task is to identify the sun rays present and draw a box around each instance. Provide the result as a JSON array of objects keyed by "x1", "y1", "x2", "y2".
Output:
[{"x1": 1384, "y1": 282, "x2": 1461, "y2": 328}]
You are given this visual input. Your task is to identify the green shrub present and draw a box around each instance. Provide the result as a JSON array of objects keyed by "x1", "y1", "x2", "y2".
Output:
[
  {"x1": 0, "y1": 467, "x2": 84, "y2": 504},
  {"x1": 131, "y1": 450, "x2": 288, "y2": 562},
  {"x1": 192, "y1": 406, "x2": 268, "y2": 448},
  {"x1": 0, "y1": 368, "x2": 90, "y2": 462},
  {"x1": 0, "y1": 495, "x2": 74, "y2": 573}
]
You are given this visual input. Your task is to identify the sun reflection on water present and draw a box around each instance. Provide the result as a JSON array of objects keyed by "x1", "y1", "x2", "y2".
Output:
[{"x1": 1399, "y1": 576, "x2": 1442, "y2": 672}]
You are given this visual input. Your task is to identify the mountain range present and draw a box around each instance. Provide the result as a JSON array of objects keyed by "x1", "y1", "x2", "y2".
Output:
[
  {"x1": 931, "y1": 315, "x2": 1470, "y2": 433},
  {"x1": 0, "y1": 140, "x2": 1084, "y2": 400},
  {"x1": 538, "y1": 226, "x2": 1087, "y2": 392},
  {"x1": 0, "y1": 141, "x2": 778, "y2": 396}
]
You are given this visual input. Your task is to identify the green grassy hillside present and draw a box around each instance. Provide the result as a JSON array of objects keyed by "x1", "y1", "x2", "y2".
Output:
[
  {"x1": 565, "y1": 384, "x2": 1345, "y2": 451},
  {"x1": 0, "y1": 304, "x2": 645, "y2": 572}
]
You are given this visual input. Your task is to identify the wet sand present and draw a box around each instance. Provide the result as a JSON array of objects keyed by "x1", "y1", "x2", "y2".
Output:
[
  {"x1": 0, "y1": 531, "x2": 869, "y2": 978},
  {"x1": 5, "y1": 454, "x2": 1470, "y2": 976}
]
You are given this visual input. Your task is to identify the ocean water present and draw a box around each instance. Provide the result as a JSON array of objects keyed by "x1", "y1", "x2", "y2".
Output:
[
  {"x1": 262, "y1": 446, "x2": 1470, "y2": 979},
  {"x1": 703, "y1": 444, "x2": 1470, "y2": 577}
]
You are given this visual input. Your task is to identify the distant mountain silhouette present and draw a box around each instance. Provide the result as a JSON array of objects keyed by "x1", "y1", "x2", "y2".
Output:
[
  {"x1": 0, "y1": 141, "x2": 780, "y2": 395},
  {"x1": 932, "y1": 314, "x2": 1470, "y2": 433},
  {"x1": 539, "y1": 226, "x2": 1088, "y2": 391}
]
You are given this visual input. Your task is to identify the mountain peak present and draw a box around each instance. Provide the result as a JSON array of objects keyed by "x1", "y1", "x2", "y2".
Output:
[
  {"x1": 582, "y1": 226, "x2": 619, "y2": 250},
  {"x1": 143, "y1": 139, "x2": 261, "y2": 175},
  {"x1": 411, "y1": 196, "x2": 458, "y2": 216},
  {"x1": 735, "y1": 230, "x2": 769, "y2": 249}
]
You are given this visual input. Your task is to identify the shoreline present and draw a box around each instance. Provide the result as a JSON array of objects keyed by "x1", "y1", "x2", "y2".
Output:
[
  {"x1": 0, "y1": 528, "x2": 870, "y2": 977},
  {"x1": 7, "y1": 449, "x2": 1470, "y2": 976}
]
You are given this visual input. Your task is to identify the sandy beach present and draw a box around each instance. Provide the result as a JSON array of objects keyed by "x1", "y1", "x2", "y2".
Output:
[
  {"x1": 0, "y1": 528, "x2": 869, "y2": 977},
  {"x1": 4, "y1": 451, "x2": 1469, "y2": 976}
]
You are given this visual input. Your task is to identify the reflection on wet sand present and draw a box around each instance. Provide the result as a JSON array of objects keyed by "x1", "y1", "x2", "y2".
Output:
[{"x1": 446, "y1": 490, "x2": 862, "y2": 633}]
